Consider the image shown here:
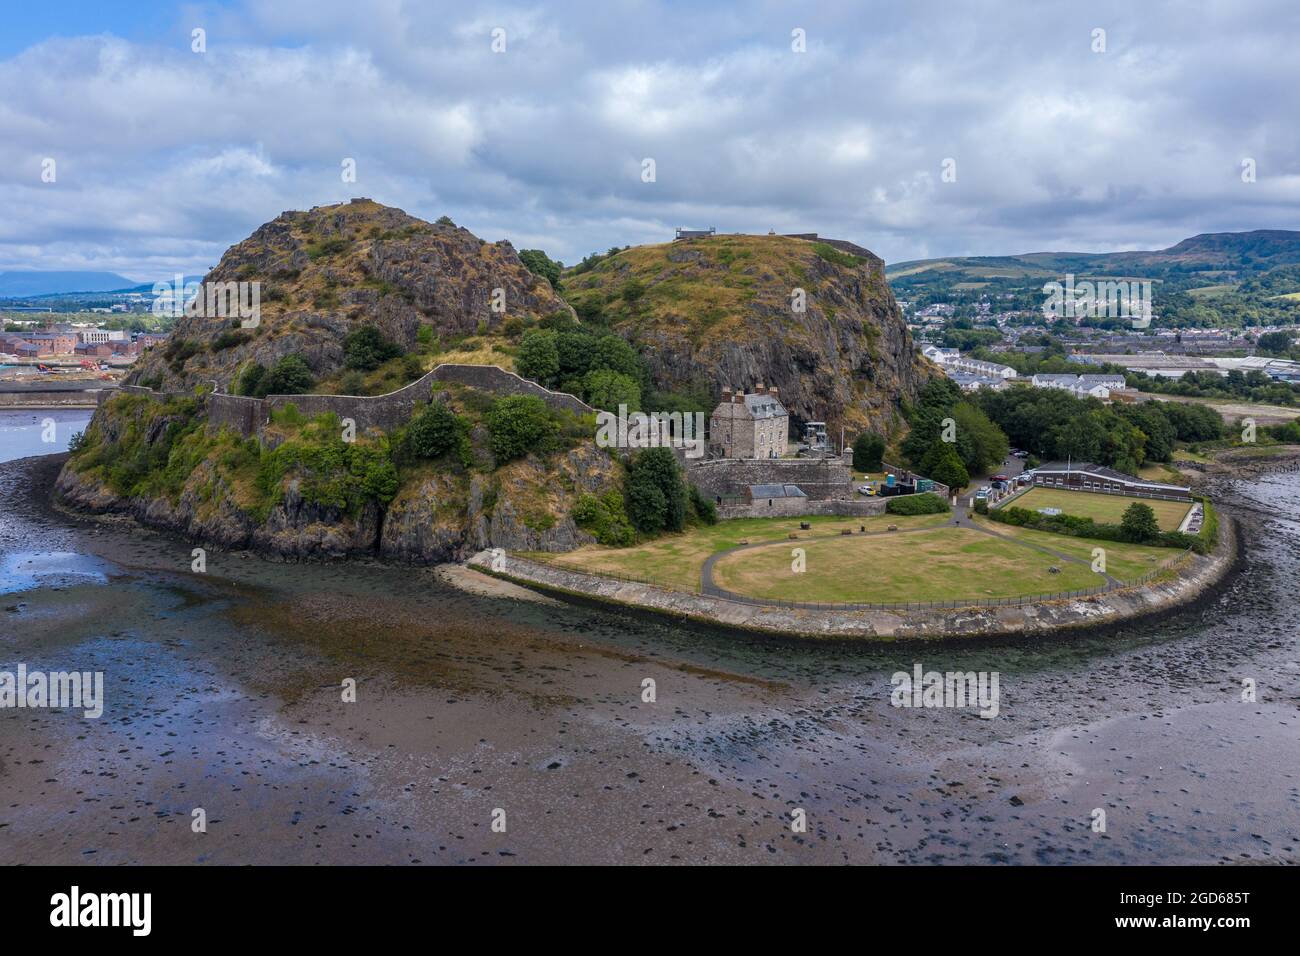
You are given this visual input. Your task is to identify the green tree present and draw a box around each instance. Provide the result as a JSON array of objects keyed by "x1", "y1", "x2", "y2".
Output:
[
  {"x1": 407, "y1": 401, "x2": 463, "y2": 459},
  {"x1": 922, "y1": 441, "x2": 970, "y2": 491},
  {"x1": 952, "y1": 401, "x2": 1009, "y2": 473},
  {"x1": 518, "y1": 248, "x2": 564, "y2": 290},
  {"x1": 583, "y1": 369, "x2": 641, "y2": 412},
  {"x1": 1256, "y1": 330, "x2": 1294, "y2": 355},
  {"x1": 852, "y1": 432, "x2": 885, "y2": 471},
  {"x1": 486, "y1": 395, "x2": 556, "y2": 462},
  {"x1": 592, "y1": 334, "x2": 641, "y2": 379},
  {"x1": 556, "y1": 330, "x2": 594, "y2": 380},
  {"x1": 625, "y1": 447, "x2": 687, "y2": 534},
  {"x1": 1120, "y1": 501, "x2": 1160, "y2": 542},
  {"x1": 515, "y1": 328, "x2": 560, "y2": 388},
  {"x1": 344, "y1": 325, "x2": 402, "y2": 371}
]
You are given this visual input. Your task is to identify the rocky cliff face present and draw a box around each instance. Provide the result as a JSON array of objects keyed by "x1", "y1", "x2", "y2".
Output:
[
  {"x1": 130, "y1": 198, "x2": 571, "y2": 392},
  {"x1": 563, "y1": 234, "x2": 930, "y2": 436}
]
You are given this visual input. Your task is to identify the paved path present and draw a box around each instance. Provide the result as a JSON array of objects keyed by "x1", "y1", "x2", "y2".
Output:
[{"x1": 699, "y1": 504, "x2": 1120, "y2": 610}]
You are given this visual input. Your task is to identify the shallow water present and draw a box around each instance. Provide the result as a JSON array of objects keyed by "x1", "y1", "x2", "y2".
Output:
[
  {"x1": 0, "y1": 453, "x2": 1297, "y2": 864},
  {"x1": 0, "y1": 409, "x2": 93, "y2": 463}
]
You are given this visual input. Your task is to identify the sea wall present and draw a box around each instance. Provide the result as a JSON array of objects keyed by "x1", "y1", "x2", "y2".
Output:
[{"x1": 468, "y1": 517, "x2": 1238, "y2": 641}]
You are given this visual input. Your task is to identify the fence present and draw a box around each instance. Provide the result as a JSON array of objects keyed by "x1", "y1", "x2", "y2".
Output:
[{"x1": 515, "y1": 548, "x2": 1194, "y2": 613}]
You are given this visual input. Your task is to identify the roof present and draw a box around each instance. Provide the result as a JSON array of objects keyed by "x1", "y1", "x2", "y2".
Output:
[
  {"x1": 749, "y1": 483, "x2": 807, "y2": 499},
  {"x1": 1030, "y1": 461, "x2": 1190, "y2": 493},
  {"x1": 741, "y1": 393, "x2": 787, "y2": 418}
]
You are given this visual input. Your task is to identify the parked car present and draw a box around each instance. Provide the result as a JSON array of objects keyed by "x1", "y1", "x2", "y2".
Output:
[
  {"x1": 1012, "y1": 450, "x2": 1029, "y2": 459},
  {"x1": 857, "y1": 484, "x2": 875, "y2": 496}
]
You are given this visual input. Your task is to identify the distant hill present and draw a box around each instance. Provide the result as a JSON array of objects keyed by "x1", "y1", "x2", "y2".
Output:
[
  {"x1": 0, "y1": 270, "x2": 140, "y2": 297},
  {"x1": 887, "y1": 230, "x2": 1300, "y2": 286}
]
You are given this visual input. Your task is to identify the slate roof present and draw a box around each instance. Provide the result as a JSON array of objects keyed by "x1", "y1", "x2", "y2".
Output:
[{"x1": 749, "y1": 483, "x2": 807, "y2": 499}]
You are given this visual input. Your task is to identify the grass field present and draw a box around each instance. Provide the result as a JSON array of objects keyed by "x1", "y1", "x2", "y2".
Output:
[
  {"x1": 1005, "y1": 487, "x2": 1191, "y2": 531},
  {"x1": 531, "y1": 512, "x2": 951, "y2": 591},
  {"x1": 710, "y1": 528, "x2": 1105, "y2": 604},
  {"x1": 970, "y1": 518, "x2": 1176, "y2": 580}
]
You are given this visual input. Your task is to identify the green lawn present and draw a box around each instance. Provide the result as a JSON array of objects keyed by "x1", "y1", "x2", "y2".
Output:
[
  {"x1": 710, "y1": 527, "x2": 1104, "y2": 605},
  {"x1": 530, "y1": 512, "x2": 950, "y2": 591},
  {"x1": 1005, "y1": 487, "x2": 1192, "y2": 531},
  {"x1": 971, "y1": 518, "x2": 1176, "y2": 581}
]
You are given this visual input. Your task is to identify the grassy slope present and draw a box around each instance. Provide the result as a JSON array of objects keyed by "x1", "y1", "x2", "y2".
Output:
[{"x1": 563, "y1": 234, "x2": 888, "y2": 349}]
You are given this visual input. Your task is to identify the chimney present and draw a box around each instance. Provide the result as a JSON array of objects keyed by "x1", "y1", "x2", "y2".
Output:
[
  {"x1": 721, "y1": 386, "x2": 732, "y2": 402},
  {"x1": 732, "y1": 391, "x2": 743, "y2": 404},
  {"x1": 755, "y1": 382, "x2": 766, "y2": 394},
  {"x1": 768, "y1": 386, "x2": 779, "y2": 400}
]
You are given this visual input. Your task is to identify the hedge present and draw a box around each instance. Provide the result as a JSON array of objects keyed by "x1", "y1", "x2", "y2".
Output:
[
  {"x1": 988, "y1": 504, "x2": 1206, "y2": 552},
  {"x1": 885, "y1": 492, "x2": 951, "y2": 515}
]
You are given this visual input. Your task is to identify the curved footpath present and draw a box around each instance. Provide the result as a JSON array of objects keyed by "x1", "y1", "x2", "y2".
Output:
[
  {"x1": 466, "y1": 513, "x2": 1240, "y2": 641},
  {"x1": 699, "y1": 504, "x2": 1122, "y2": 607}
]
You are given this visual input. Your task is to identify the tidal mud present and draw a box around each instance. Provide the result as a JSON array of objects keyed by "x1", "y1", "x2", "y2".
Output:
[{"x1": 1, "y1": 453, "x2": 1297, "y2": 864}]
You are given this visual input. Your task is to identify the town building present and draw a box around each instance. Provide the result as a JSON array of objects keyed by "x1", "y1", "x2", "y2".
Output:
[
  {"x1": 1024, "y1": 462, "x2": 1192, "y2": 501},
  {"x1": 948, "y1": 371, "x2": 1010, "y2": 392},
  {"x1": 746, "y1": 483, "x2": 808, "y2": 515},
  {"x1": 709, "y1": 384, "x2": 789, "y2": 459},
  {"x1": 1030, "y1": 373, "x2": 1124, "y2": 398}
]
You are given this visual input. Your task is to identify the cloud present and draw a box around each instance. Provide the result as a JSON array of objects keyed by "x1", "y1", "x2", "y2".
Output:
[{"x1": 0, "y1": 0, "x2": 1298, "y2": 277}]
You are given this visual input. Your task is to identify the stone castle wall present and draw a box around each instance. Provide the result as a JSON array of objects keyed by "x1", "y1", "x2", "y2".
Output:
[
  {"x1": 687, "y1": 456, "x2": 855, "y2": 501},
  {"x1": 101, "y1": 364, "x2": 595, "y2": 440}
]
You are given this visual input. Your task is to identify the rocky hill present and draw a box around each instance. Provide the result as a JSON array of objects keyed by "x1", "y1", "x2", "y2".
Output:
[
  {"x1": 130, "y1": 198, "x2": 571, "y2": 392},
  {"x1": 562, "y1": 233, "x2": 929, "y2": 436}
]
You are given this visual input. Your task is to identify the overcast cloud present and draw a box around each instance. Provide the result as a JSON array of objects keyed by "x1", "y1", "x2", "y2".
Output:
[{"x1": 3, "y1": 0, "x2": 1299, "y2": 280}]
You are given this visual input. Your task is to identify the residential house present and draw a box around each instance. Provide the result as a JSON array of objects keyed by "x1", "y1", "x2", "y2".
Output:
[{"x1": 709, "y1": 384, "x2": 789, "y2": 459}]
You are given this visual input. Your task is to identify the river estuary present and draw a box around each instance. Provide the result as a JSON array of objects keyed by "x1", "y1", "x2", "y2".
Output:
[{"x1": 1, "y1": 432, "x2": 1297, "y2": 864}]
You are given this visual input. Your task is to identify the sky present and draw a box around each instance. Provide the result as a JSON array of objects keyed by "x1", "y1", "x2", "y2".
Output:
[{"x1": 3, "y1": 0, "x2": 1299, "y2": 281}]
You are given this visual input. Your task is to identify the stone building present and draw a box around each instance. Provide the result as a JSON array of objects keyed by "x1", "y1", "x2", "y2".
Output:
[{"x1": 709, "y1": 384, "x2": 789, "y2": 459}]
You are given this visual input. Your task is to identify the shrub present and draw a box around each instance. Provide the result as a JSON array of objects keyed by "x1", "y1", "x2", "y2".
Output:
[
  {"x1": 306, "y1": 236, "x2": 350, "y2": 260},
  {"x1": 259, "y1": 355, "x2": 314, "y2": 396},
  {"x1": 211, "y1": 330, "x2": 252, "y2": 351},
  {"x1": 344, "y1": 324, "x2": 402, "y2": 371},
  {"x1": 572, "y1": 490, "x2": 635, "y2": 546},
  {"x1": 486, "y1": 395, "x2": 556, "y2": 462},
  {"x1": 886, "y1": 492, "x2": 950, "y2": 516},
  {"x1": 236, "y1": 363, "x2": 266, "y2": 397},
  {"x1": 407, "y1": 401, "x2": 464, "y2": 459},
  {"x1": 688, "y1": 484, "x2": 718, "y2": 525},
  {"x1": 813, "y1": 242, "x2": 865, "y2": 268}
]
